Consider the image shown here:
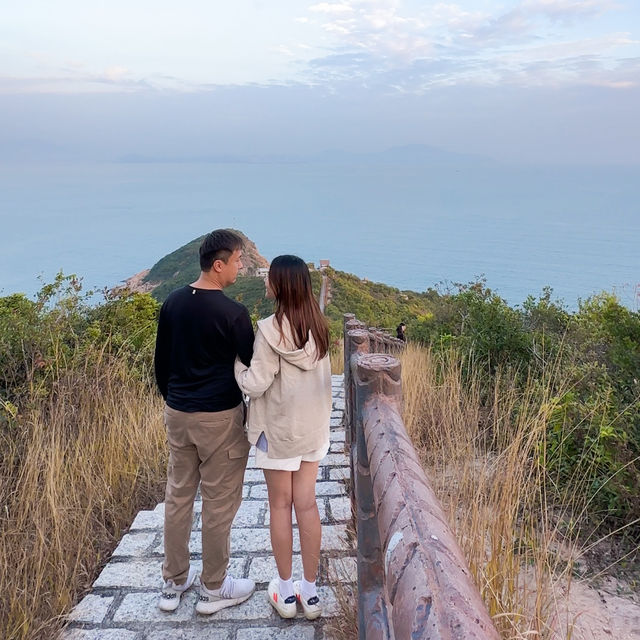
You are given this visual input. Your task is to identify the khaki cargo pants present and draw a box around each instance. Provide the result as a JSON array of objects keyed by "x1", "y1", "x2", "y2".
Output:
[{"x1": 162, "y1": 403, "x2": 250, "y2": 590}]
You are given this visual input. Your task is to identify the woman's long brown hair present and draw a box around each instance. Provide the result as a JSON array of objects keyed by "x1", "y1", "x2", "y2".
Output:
[{"x1": 269, "y1": 255, "x2": 329, "y2": 359}]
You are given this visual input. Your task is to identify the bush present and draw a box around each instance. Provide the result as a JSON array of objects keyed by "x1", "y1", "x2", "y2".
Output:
[
  {"x1": 0, "y1": 273, "x2": 160, "y2": 408},
  {"x1": 545, "y1": 294, "x2": 640, "y2": 524},
  {"x1": 408, "y1": 280, "x2": 532, "y2": 371}
]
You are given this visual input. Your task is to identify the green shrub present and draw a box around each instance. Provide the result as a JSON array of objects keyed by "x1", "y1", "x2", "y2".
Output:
[
  {"x1": 408, "y1": 280, "x2": 532, "y2": 371},
  {"x1": 0, "y1": 274, "x2": 159, "y2": 408}
]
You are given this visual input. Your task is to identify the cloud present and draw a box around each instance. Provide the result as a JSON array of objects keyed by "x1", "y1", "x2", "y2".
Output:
[
  {"x1": 300, "y1": 0, "x2": 637, "y2": 90},
  {"x1": 4, "y1": 0, "x2": 635, "y2": 96},
  {"x1": 459, "y1": 0, "x2": 618, "y2": 45},
  {"x1": 104, "y1": 66, "x2": 129, "y2": 82},
  {"x1": 0, "y1": 67, "x2": 189, "y2": 95},
  {"x1": 309, "y1": 2, "x2": 354, "y2": 14},
  {"x1": 523, "y1": 0, "x2": 618, "y2": 25}
]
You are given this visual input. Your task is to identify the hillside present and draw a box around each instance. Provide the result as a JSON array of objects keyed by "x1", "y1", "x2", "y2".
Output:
[
  {"x1": 121, "y1": 230, "x2": 271, "y2": 314},
  {"x1": 122, "y1": 232, "x2": 432, "y2": 333},
  {"x1": 322, "y1": 267, "x2": 434, "y2": 337}
]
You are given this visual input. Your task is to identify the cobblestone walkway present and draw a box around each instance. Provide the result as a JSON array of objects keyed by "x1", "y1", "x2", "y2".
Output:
[{"x1": 62, "y1": 375, "x2": 353, "y2": 640}]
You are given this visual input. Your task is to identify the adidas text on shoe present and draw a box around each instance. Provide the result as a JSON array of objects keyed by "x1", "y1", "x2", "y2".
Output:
[
  {"x1": 158, "y1": 566, "x2": 197, "y2": 612},
  {"x1": 294, "y1": 580, "x2": 322, "y2": 620},
  {"x1": 268, "y1": 578, "x2": 297, "y2": 619},
  {"x1": 195, "y1": 575, "x2": 255, "y2": 615}
]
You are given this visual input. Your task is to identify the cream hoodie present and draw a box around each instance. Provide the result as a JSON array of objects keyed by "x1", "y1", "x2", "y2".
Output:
[{"x1": 234, "y1": 313, "x2": 331, "y2": 459}]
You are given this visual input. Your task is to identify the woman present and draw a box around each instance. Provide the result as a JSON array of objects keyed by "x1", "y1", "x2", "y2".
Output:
[{"x1": 235, "y1": 255, "x2": 331, "y2": 620}]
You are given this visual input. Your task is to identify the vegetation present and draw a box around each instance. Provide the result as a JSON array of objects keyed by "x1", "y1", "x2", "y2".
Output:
[
  {"x1": 226, "y1": 277, "x2": 275, "y2": 320},
  {"x1": 398, "y1": 282, "x2": 640, "y2": 533},
  {"x1": 145, "y1": 235, "x2": 202, "y2": 301},
  {"x1": 323, "y1": 266, "x2": 433, "y2": 339},
  {"x1": 145, "y1": 229, "x2": 268, "y2": 303},
  {"x1": 0, "y1": 274, "x2": 166, "y2": 640}
]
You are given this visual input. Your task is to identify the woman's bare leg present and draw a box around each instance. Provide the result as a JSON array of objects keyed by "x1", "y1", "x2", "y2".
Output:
[
  {"x1": 264, "y1": 469, "x2": 294, "y2": 579},
  {"x1": 292, "y1": 461, "x2": 321, "y2": 582}
]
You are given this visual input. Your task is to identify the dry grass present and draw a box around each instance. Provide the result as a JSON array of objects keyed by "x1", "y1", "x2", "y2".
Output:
[
  {"x1": 324, "y1": 577, "x2": 358, "y2": 640},
  {"x1": 325, "y1": 437, "x2": 357, "y2": 640},
  {"x1": 399, "y1": 342, "x2": 604, "y2": 638},
  {"x1": 0, "y1": 351, "x2": 167, "y2": 640},
  {"x1": 330, "y1": 341, "x2": 345, "y2": 375}
]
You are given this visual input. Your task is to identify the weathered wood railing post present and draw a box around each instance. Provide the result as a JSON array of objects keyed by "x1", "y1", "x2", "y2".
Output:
[
  {"x1": 345, "y1": 327, "x2": 373, "y2": 588},
  {"x1": 344, "y1": 315, "x2": 366, "y2": 447},
  {"x1": 368, "y1": 327, "x2": 381, "y2": 353},
  {"x1": 352, "y1": 348, "x2": 392, "y2": 639},
  {"x1": 343, "y1": 313, "x2": 355, "y2": 380}
]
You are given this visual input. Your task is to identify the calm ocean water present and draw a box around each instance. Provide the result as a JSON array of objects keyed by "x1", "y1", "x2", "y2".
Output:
[{"x1": 1, "y1": 161, "x2": 639, "y2": 309}]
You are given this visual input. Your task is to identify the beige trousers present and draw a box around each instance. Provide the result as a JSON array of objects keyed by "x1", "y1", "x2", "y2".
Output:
[{"x1": 162, "y1": 403, "x2": 249, "y2": 589}]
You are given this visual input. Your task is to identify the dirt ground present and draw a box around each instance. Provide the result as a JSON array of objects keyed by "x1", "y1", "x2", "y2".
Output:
[{"x1": 549, "y1": 576, "x2": 640, "y2": 639}]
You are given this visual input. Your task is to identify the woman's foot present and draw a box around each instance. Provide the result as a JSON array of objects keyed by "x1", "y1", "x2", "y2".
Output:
[
  {"x1": 268, "y1": 578, "x2": 297, "y2": 618},
  {"x1": 294, "y1": 580, "x2": 322, "y2": 620}
]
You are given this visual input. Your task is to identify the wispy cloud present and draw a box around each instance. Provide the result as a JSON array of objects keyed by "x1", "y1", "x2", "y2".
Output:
[
  {"x1": 300, "y1": 0, "x2": 637, "y2": 90},
  {"x1": 309, "y1": 2, "x2": 354, "y2": 14},
  {"x1": 523, "y1": 0, "x2": 618, "y2": 25},
  {"x1": 0, "y1": 65, "x2": 198, "y2": 94}
]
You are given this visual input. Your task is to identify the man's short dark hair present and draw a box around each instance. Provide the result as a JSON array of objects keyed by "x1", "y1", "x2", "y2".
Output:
[{"x1": 199, "y1": 229, "x2": 244, "y2": 271}]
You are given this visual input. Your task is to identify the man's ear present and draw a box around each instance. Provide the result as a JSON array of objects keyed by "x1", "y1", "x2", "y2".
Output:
[{"x1": 212, "y1": 259, "x2": 224, "y2": 273}]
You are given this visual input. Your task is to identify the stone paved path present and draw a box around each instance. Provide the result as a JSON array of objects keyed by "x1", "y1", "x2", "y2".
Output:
[{"x1": 62, "y1": 375, "x2": 354, "y2": 640}]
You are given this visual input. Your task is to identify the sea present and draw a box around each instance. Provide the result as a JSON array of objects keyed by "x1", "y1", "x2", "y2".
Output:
[{"x1": 1, "y1": 160, "x2": 639, "y2": 310}]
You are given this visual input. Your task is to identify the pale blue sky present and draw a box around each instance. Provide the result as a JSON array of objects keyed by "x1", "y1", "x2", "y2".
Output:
[{"x1": 1, "y1": 0, "x2": 639, "y2": 163}]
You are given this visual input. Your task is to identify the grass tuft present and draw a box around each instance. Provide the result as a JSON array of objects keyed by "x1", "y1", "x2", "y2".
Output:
[{"x1": 0, "y1": 347, "x2": 166, "y2": 640}]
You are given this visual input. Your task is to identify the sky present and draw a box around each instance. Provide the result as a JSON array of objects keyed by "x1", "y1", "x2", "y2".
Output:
[{"x1": 1, "y1": 0, "x2": 639, "y2": 164}]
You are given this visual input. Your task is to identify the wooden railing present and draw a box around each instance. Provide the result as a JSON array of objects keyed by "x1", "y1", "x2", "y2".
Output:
[{"x1": 343, "y1": 313, "x2": 500, "y2": 640}]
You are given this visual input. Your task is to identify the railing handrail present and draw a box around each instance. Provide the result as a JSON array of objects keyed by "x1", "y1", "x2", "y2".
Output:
[{"x1": 343, "y1": 313, "x2": 500, "y2": 640}]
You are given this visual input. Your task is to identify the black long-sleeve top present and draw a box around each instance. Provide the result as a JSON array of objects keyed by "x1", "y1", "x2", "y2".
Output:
[{"x1": 154, "y1": 286, "x2": 254, "y2": 412}]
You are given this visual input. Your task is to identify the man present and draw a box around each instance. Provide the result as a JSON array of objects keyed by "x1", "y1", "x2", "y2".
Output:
[{"x1": 154, "y1": 229, "x2": 256, "y2": 614}]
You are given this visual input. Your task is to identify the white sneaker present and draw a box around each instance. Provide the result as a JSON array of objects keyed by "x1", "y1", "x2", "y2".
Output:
[
  {"x1": 294, "y1": 580, "x2": 322, "y2": 620},
  {"x1": 195, "y1": 574, "x2": 255, "y2": 615},
  {"x1": 267, "y1": 577, "x2": 297, "y2": 619},
  {"x1": 158, "y1": 566, "x2": 197, "y2": 612}
]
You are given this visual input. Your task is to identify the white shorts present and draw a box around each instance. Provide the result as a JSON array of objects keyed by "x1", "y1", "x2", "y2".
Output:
[{"x1": 255, "y1": 441, "x2": 330, "y2": 471}]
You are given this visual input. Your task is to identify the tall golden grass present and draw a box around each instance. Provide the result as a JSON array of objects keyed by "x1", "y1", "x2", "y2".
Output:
[
  {"x1": 400, "y1": 342, "x2": 592, "y2": 639},
  {"x1": 0, "y1": 347, "x2": 167, "y2": 640}
]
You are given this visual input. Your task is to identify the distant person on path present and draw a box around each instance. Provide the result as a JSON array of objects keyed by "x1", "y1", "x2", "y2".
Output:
[
  {"x1": 235, "y1": 255, "x2": 331, "y2": 620},
  {"x1": 154, "y1": 229, "x2": 256, "y2": 614},
  {"x1": 396, "y1": 321, "x2": 407, "y2": 342}
]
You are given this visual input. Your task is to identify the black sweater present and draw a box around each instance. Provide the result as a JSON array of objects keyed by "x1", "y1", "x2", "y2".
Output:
[{"x1": 154, "y1": 286, "x2": 255, "y2": 412}]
